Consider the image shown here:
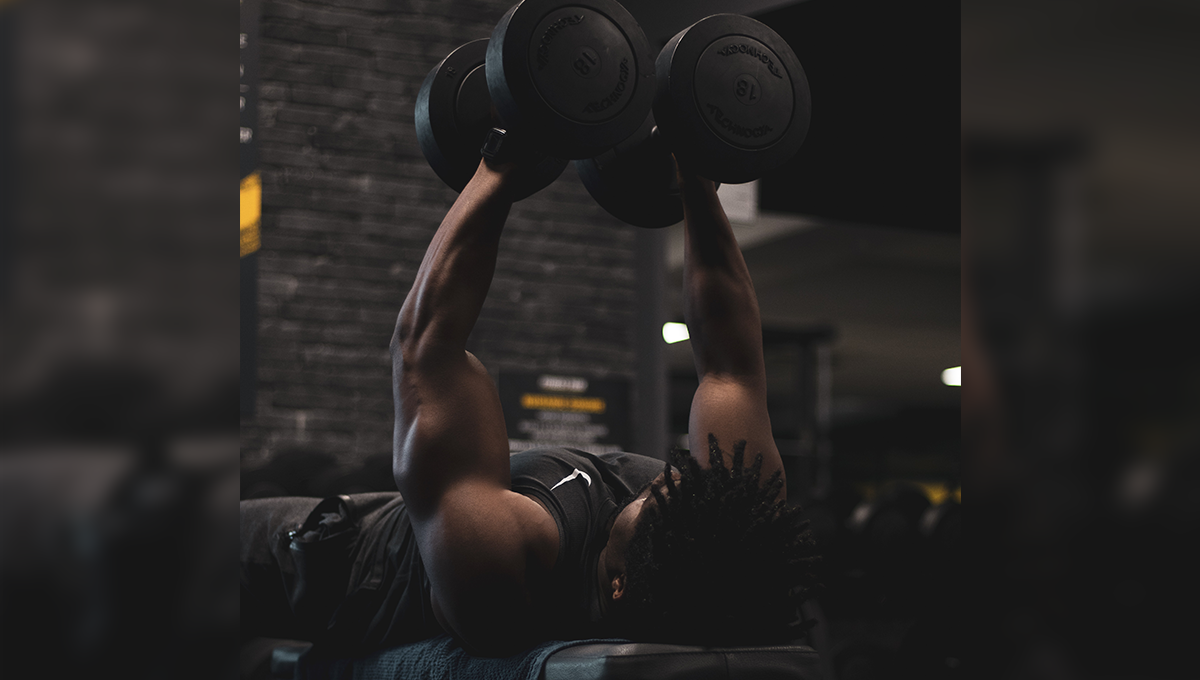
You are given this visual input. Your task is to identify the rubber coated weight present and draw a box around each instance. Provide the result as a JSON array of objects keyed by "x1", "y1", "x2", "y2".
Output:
[
  {"x1": 575, "y1": 113, "x2": 682, "y2": 229},
  {"x1": 415, "y1": 39, "x2": 568, "y2": 200},
  {"x1": 486, "y1": 0, "x2": 657, "y2": 160},
  {"x1": 415, "y1": 40, "x2": 488, "y2": 191},
  {"x1": 655, "y1": 14, "x2": 811, "y2": 184},
  {"x1": 575, "y1": 112, "x2": 723, "y2": 229}
]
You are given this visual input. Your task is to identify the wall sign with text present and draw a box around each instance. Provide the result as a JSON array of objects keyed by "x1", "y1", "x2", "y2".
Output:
[{"x1": 499, "y1": 373, "x2": 631, "y2": 455}]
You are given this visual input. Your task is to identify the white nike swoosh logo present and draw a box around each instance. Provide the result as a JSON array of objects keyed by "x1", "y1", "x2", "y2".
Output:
[{"x1": 551, "y1": 468, "x2": 592, "y2": 491}]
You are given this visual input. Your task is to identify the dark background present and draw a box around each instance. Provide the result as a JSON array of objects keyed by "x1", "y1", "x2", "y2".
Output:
[{"x1": 755, "y1": 0, "x2": 960, "y2": 234}]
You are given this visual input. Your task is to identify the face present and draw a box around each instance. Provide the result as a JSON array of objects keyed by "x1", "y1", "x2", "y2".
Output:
[{"x1": 596, "y1": 470, "x2": 678, "y2": 614}]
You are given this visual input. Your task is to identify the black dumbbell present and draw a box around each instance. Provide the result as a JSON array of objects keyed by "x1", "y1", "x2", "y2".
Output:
[
  {"x1": 576, "y1": 14, "x2": 812, "y2": 227},
  {"x1": 415, "y1": 39, "x2": 568, "y2": 201},
  {"x1": 487, "y1": 0, "x2": 658, "y2": 160},
  {"x1": 415, "y1": 0, "x2": 658, "y2": 200}
]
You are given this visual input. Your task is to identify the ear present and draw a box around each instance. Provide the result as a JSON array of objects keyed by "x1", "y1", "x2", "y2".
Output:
[{"x1": 610, "y1": 573, "x2": 627, "y2": 600}]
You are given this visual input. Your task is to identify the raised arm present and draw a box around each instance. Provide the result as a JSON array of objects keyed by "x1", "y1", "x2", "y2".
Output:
[
  {"x1": 678, "y1": 160, "x2": 785, "y2": 495},
  {"x1": 391, "y1": 160, "x2": 515, "y2": 508},
  {"x1": 390, "y1": 159, "x2": 557, "y2": 655}
]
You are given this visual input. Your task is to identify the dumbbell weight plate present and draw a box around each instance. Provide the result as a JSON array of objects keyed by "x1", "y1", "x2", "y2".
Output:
[
  {"x1": 487, "y1": 0, "x2": 657, "y2": 160},
  {"x1": 415, "y1": 39, "x2": 568, "y2": 200},
  {"x1": 575, "y1": 112, "x2": 721, "y2": 229},
  {"x1": 655, "y1": 14, "x2": 811, "y2": 184},
  {"x1": 575, "y1": 113, "x2": 681, "y2": 229}
]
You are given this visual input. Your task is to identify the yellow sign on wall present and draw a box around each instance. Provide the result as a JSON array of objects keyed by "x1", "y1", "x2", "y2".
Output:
[
  {"x1": 240, "y1": 172, "x2": 261, "y2": 257},
  {"x1": 519, "y1": 393, "x2": 607, "y2": 414}
]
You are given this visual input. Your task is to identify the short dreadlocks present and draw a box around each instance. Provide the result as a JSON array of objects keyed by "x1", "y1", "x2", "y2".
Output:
[{"x1": 616, "y1": 434, "x2": 821, "y2": 646}]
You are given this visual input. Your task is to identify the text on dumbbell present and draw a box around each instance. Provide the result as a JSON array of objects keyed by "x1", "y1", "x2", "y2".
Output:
[
  {"x1": 581, "y1": 58, "x2": 629, "y2": 114},
  {"x1": 717, "y1": 43, "x2": 784, "y2": 79},
  {"x1": 735, "y1": 74, "x2": 761, "y2": 106},
  {"x1": 704, "y1": 104, "x2": 773, "y2": 139},
  {"x1": 573, "y1": 47, "x2": 600, "y2": 78},
  {"x1": 536, "y1": 15, "x2": 585, "y2": 70}
]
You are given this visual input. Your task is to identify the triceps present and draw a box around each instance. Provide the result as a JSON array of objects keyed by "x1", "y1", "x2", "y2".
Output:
[{"x1": 391, "y1": 349, "x2": 511, "y2": 518}]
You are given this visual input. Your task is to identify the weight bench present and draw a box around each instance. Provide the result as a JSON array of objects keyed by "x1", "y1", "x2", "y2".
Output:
[{"x1": 260, "y1": 637, "x2": 827, "y2": 680}]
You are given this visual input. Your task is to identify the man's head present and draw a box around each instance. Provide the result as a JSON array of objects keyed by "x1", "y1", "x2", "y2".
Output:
[{"x1": 597, "y1": 434, "x2": 822, "y2": 645}]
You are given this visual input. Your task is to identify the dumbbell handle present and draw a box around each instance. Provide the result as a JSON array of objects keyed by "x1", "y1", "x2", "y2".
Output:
[
  {"x1": 480, "y1": 126, "x2": 539, "y2": 168},
  {"x1": 480, "y1": 127, "x2": 512, "y2": 164},
  {"x1": 648, "y1": 125, "x2": 712, "y2": 188},
  {"x1": 649, "y1": 125, "x2": 666, "y2": 153}
]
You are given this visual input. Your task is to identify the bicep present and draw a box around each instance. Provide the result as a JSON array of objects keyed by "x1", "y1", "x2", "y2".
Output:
[{"x1": 688, "y1": 374, "x2": 785, "y2": 496}]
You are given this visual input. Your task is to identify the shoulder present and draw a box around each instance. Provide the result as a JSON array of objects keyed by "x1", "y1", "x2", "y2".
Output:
[
  {"x1": 423, "y1": 484, "x2": 557, "y2": 578},
  {"x1": 420, "y1": 485, "x2": 558, "y2": 655}
]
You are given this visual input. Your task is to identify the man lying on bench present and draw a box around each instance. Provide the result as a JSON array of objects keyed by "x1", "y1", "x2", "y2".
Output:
[{"x1": 240, "y1": 143, "x2": 821, "y2": 658}]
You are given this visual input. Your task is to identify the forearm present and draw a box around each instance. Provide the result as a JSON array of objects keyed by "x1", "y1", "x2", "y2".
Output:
[
  {"x1": 680, "y1": 174, "x2": 766, "y2": 382},
  {"x1": 393, "y1": 160, "x2": 516, "y2": 362}
]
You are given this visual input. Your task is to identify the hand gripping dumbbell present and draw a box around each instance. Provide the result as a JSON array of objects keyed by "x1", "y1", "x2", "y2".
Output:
[
  {"x1": 575, "y1": 14, "x2": 812, "y2": 227},
  {"x1": 415, "y1": 0, "x2": 658, "y2": 201}
]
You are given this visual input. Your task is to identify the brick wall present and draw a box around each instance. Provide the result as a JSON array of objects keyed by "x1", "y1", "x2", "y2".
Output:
[{"x1": 240, "y1": 0, "x2": 641, "y2": 496}]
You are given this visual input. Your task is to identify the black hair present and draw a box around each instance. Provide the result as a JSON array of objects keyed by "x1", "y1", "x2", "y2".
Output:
[{"x1": 616, "y1": 434, "x2": 821, "y2": 646}]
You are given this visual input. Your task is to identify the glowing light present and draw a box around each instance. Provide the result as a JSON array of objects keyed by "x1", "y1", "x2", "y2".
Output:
[
  {"x1": 941, "y1": 366, "x2": 961, "y2": 386},
  {"x1": 662, "y1": 322, "x2": 690, "y2": 344}
]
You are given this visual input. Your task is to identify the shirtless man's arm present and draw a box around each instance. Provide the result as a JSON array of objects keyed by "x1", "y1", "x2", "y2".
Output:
[{"x1": 390, "y1": 158, "x2": 557, "y2": 656}]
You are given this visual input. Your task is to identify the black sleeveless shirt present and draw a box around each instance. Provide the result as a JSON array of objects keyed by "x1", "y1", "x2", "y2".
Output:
[{"x1": 509, "y1": 448, "x2": 666, "y2": 639}]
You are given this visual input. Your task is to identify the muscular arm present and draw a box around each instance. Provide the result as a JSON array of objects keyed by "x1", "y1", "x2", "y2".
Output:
[
  {"x1": 678, "y1": 162, "x2": 785, "y2": 496},
  {"x1": 391, "y1": 160, "x2": 557, "y2": 655},
  {"x1": 391, "y1": 161, "x2": 514, "y2": 509}
]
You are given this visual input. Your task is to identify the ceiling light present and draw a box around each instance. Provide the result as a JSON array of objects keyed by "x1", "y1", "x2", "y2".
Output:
[{"x1": 941, "y1": 366, "x2": 961, "y2": 386}]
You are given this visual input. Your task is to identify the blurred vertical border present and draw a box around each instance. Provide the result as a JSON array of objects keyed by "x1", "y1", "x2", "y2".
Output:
[
  {"x1": 964, "y1": 1, "x2": 1200, "y2": 678},
  {"x1": 0, "y1": 0, "x2": 239, "y2": 678},
  {"x1": 240, "y1": 0, "x2": 260, "y2": 419}
]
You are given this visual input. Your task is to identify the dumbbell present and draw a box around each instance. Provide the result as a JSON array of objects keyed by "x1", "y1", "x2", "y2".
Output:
[
  {"x1": 414, "y1": 0, "x2": 658, "y2": 200},
  {"x1": 573, "y1": 112, "x2": 681, "y2": 228},
  {"x1": 576, "y1": 14, "x2": 811, "y2": 228},
  {"x1": 415, "y1": 39, "x2": 568, "y2": 200}
]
